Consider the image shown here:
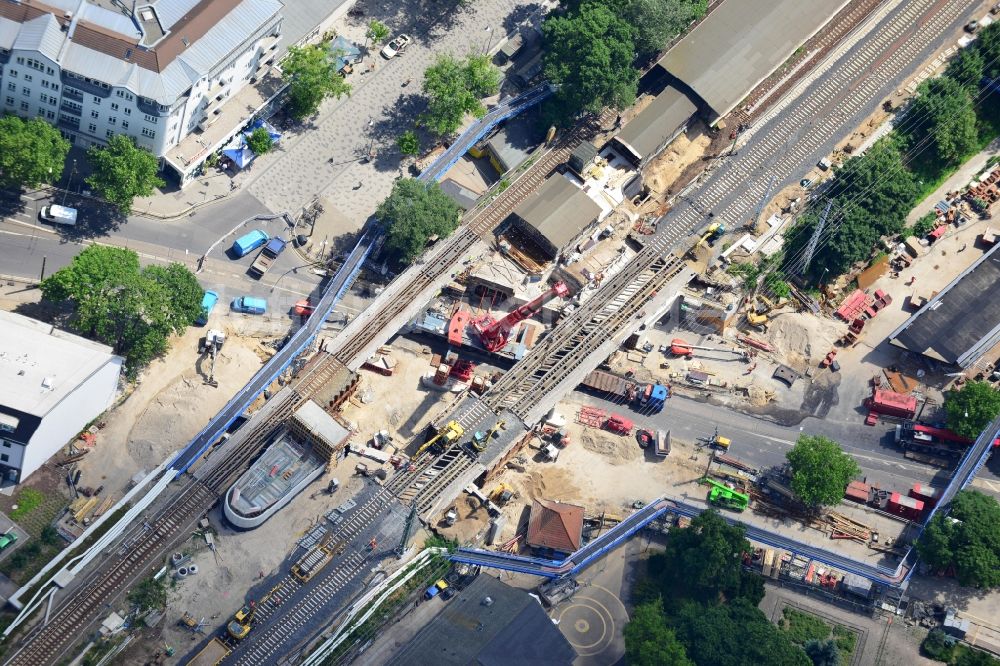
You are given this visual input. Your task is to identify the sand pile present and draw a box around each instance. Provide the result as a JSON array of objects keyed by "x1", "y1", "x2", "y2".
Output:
[
  {"x1": 525, "y1": 468, "x2": 580, "y2": 501},
  {"x1": 644, "y1": 125, "x2": 711, "y2": 194},
  {"x1": 580, "y1": 431, "x2": 640, "y2": 465},
  {"x1": 746, "y1": 385, "x2": 774, "y2": 407},
  {"x1": 766, "y1": 312, "x2": 839, "y2": 365}
]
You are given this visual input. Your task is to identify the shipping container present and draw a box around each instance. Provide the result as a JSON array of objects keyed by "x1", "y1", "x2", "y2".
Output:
[
  {"x1": 866, "y1": 389, "x2": 917, "y2": 419},
  {"x1": 844, "y1": 481, "x2": 870, "y2": 504},
  {"x1": 910, "y1": 483, "x2": 940, "y2": 508},
  {"x1": 887, "y1": 491, "x2": 924, "y2": 520}
]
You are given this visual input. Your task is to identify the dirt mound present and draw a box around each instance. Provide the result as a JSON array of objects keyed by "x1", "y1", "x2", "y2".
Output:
[
  {"x1": 525, "y1": 467, "x2": 580, "y2": 501},
  {"x1": 766, "y1": 312, "x2": 839, "y2": 365},
  {"x1": 580, "y1": 430, "x2": 640, "y2": 465}
]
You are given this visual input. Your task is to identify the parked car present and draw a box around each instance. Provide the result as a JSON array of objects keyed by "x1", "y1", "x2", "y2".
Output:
[
  {"x1": 965, "y1": 19, "x2": 979, "y2": 33},
  {"x1": 231, "y1": 229, "x2": 269, "y2": 258},
  {"x1": 799, "y1": 178, "x2": 814, "y2": 189},
  {"x1": 381, "y1": 34, "x2": 411, "y2": 59},
  {"x1": 39, "y1": 204, "x2": 78, "y2": 226},
  {"x1": 231, "y1": 296, "x2": 267, "y2": 315},
  {"x1": 0, "y1": 530, "x2": 17, "y2": 551},
  {"x1": 197, "y1": 290, "x2": 219, "y2": 326}
]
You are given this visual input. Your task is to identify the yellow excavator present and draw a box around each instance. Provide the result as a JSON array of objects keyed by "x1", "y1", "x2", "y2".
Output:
[
  {"x1": 415, "y1": 420, "x2": 465, "y2": 457},
  {"x1": 227, "y1": 603, "x2": 255, "y2": 640},
  {"x1": 746, "y1": 294, "x2": 776, "y2": 327},
  {"x1": 470, "y1": 420, "x2": 507, "y2": 452}
]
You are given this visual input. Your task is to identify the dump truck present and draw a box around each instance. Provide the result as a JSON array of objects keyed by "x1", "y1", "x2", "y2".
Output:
[
  {"x1": 188, "y1": 638, "x2": 231, "y2": 666},
  {"x1": 248, "y1": 237, "x2": 287, "y2": 278},
  {"x1": 866, "y1": 388, "x2": 917, "y2": 420}
]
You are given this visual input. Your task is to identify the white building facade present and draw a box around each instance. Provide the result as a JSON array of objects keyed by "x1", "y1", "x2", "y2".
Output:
[
  {"x1": 0, "y1": 311, "x2": 123, "y2": 485},
  {"x1": 0, "y1": 0, "x2": 282, "y2": 185}
]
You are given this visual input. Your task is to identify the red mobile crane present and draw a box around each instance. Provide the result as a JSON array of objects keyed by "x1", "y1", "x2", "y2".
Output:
[{"x1": 472, "y1": 282, "x2": 570, "y2": 352}]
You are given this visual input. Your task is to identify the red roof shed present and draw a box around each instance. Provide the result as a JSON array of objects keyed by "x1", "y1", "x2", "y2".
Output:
[{"x1": 527, "y1": 499, "x2": 584, "y2": 554}]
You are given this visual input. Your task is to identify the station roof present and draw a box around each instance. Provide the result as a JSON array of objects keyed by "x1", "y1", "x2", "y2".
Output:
[
  {"x1": 615, "y1": 87, "x2": 696, "y2": 160},
  {"x1": 387, "y1": 576, "x2": 575, "y2": 666},
  {"x1": 527, "y1": 498, "x2": 584, "y2": 554},
  {"x1": 655, "y1": 0, "x2": 846, "y2": 120},
  {"x1": 511, "y1": 174, "x2": 602, "y2": 252},
  {"x1": 888, "y1": 244, "x2": 1000, "y2": 367},
  {"x1": 0, "y1": 311, "x2": 121, "y2": 418}
]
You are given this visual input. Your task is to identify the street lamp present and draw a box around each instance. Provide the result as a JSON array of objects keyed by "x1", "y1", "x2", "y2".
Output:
[
  {"x1": 62, "y1": 160, "x2": 77, "y2": 206},
  {"x1": 483, "y1": 26, "x2": 494, "y2": 55}
]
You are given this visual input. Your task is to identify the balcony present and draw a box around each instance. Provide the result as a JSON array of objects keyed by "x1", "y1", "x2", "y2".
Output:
[
  {"x1": 57, "y1": 115, "x2": 80, "y2": 131},
  {"x1": 60, "y1": 73, "x2": 111, "y2": 99},
  {"x1": 62, "y1": 87, "x2": 83, "y2": 102},
  {"x1": 137, "y1": 96, "x2": 170, "y2": 117},
  {"x1": 59, "y1": 102, "x2": 82, "y2": 116}
]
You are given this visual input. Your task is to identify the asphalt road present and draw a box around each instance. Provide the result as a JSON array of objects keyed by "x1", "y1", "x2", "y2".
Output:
[{"x1": 572, "y1": 390, "x2": 1000, "y2": 499}]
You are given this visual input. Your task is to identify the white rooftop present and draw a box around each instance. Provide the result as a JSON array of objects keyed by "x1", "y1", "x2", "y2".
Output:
[{"x1": 0, "y1": 311, "x2": 121, "y2": 417}]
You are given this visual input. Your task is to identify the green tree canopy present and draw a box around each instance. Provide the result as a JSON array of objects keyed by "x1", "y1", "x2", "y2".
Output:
[
  {"x1": 421, "y1": 54, "x2": 501, "y2": 137},
  {"x1": 542, "y1": 2, "x2": 639, "y2": 120},
  {"x1": 803, "y1": 639, "x2": 840, "y2": 666},
  {"x1": 917, "y1": 490, "x2": 1000, "y2": 588},
  {"x1": 624, "y1": 598, "x2": 693, "y2": 666},
  {"x1": 84, "y1": 135, "x2": 164, "y2": 215},
  {"x1": 377, "y1": 179, "x2": 461, "y2": 264},
  {"x1": 0, "y1": 116, "x2": 71, "y2": 189},
  {"x1": 945, "y1": 381, "x2": 1000, "y2": 440},
  {"x1": 245, "y1": 127, "x2": 275, "y2": 155},
  {"x1": 40, "y1": 246, "x2": 202, "y2": 373},
  {"x1": 397, "y1": 130, "x2": 420, "y2": 156},
  {"x1": 902, "y1": 77, "x2": 979, "y2": 167},
  {"x1": 946, "y1": 47, "x2": 986, "y2": 92},
  {"x1": 974, "y1": 23, "x2": 1000, "y2": 81},
  {"x1": 672, "y1": 598, "x2": 811, "y2": 666},
  {"x1": 785, "y1": 435, "x2": 860, "y2": 507},
  {"x1": 624, "y1": 0, "x2": 705, "y2": 59},
  {"x1": 645, "y1": 510, "x2": 761, "y2": 605},
  {"x1": 282, "y1": 43, "x2": 351, "y2": 120},
  {"x1": 366, "y1": 19, "x2": 390, "y2": 45}
]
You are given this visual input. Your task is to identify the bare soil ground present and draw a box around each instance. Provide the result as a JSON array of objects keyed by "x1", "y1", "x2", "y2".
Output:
[{"x1": 642, "y1": 122, "x2": 713, "y2": 197}]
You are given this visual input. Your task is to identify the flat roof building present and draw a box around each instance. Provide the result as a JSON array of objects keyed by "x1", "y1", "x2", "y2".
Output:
[
  {"x1": 507, "y1": 174, "x2": 602, "y2": 260},
  {"x1": 0, "y1": 311, "x2": 122, "y2": 484},
  {"x1": 387, "y1": 576, "x2": 575, "y2": 666},
  {"x1": 655, "y1": 0, "x2": 846, "y2": 121},
  {"x1": 612, "y1": 86, "x2": 696, "y2": 166},
  {"x1": 0, "y1": 0, "x2": 283, "y2": 186},
  {"x1": 888, "y1": 243, "x2": 1000, "y2": 369}
]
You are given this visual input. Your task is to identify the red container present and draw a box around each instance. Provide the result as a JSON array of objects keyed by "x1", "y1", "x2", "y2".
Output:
[
  {"x1": 887, "y1": 491, "x2": 924, "y2": 520},
  {"x1": 910, "y1": 483, "x2": 940, "y2": 508},
  {"x1": 844, "y1": 481, "x2": 870, "y2": 504},
  {"x1": 867, "y1": 389, "x2": 917, "y2": 419}
]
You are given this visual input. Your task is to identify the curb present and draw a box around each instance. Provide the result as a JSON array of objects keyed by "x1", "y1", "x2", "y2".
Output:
[{"x1": 29, "y1": 183, "x2": 239, "y2": 222}]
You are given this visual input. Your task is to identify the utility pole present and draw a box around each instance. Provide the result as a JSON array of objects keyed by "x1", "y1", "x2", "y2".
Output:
[{"x1": 39, "y1": 256, "x2": 47, "y2": 282}]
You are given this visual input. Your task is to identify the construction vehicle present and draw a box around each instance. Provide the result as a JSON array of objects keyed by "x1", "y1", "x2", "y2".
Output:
[
  {"x1": 291, "y1": 545, "x2": 334, "y2": 583},
  {"x1": 472, "y1": 282, "x2": 570, "y2": 352},
  {"x1": 189, "y1": 637, "x2": 231, "y2": 666},
  {"x1": 700, "y1": 477, "x2": 749, "y2": 511},
  {"x1": 226, "y1": 602, "x2": 255, "y2": 640},
  {"x1": 489, "y1": 483, "x2": 515, "y2": 505},
  {"x1": 704, "y1": 428, "x2": 731, "y2": 451},
  {"x1": 746, "y1": 294, "x2": 776, "y2": 327},
  {"x1": 688, "y1": 222, "x2": 726, "y2": 257},
  {"x1": 415, "y1": 420, "x2": 465, "y2": 457},
  {"x1": 445, "y1": 507, "x2": 458, "y2": 526},
  {"x1": 470, "y1": 420, "x2": 507, "y2": 452},
  {"x1": 605, "y1": 414, "x2": 633, "y2": 435},
  {"x1": 199, "y1": 329, "x2": 226, "y2": 388},
  {"x1": 248, "y1": 237, "x2": 287, "y2": 278}
]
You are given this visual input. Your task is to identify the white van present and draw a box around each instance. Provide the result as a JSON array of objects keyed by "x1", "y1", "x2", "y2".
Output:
[{"x1": 40, "y1": 204, "x2": 78, "y2": 226}]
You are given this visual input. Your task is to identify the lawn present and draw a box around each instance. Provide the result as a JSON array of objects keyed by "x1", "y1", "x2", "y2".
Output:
[{"x1": 779, "y1": 607, "x2": 858, "y2": 666}]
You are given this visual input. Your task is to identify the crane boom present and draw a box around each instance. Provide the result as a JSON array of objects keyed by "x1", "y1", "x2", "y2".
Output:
[{"x1": 473, "y1": 282, "x2": 570, "y2": 352}]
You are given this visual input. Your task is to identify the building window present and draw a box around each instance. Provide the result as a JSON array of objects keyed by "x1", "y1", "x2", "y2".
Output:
[
  {"x1": 19, "y1": 101, "x2": 28, "y2": 111},
  {"x1": 141, "y1": 127, "x2": 156, "y2": 139},
  {"x1": 121, "y1": 120, "x2": 128, "y2": 129},
  {"x1": 116, "y1": 90, "x2": 134, "y2": 101},
  {"x1": 106, "y1": 129, "x2": 114, "y2": 138},
  {"x1": 88, "y1": 122, "x2": 97, "y2": 133},
  {"x1": 143, "y1": 114, "x2": 158, "y2": 124},
  {"x1": 50, "y1": 84, "x2": 58, "y2": 92},
  {"x1": 39, "y1": 94, "x2": 47, "y2": 104},
  {"x1": 1, "y1": 440, "x2": 8, "y2": 447},
  {"x1": 46, "y1": 110, "x2": 54, "y2": 120},
  {"x1": 93, "y1": 96, "x2": 101, "y2": 104},
  {"x1": 108, "y1": 117, "x2": 117, "y2": 125},
  {"x1": 7, "y1": 69, "x2": 16, "y2": 78},
  {"x1": 21, "y1": 87, "x2": 29, "y2": 96},
  {"x1": 5, "y1": 96, "x2": 13, "y2": 106},
  {"x1": 15, "y1": 57, "x2": 23, "y2": 65},
  {"x1": 124, "y1": 107, "x2": 131, "y2": 115},
  {"x1": 41, "y1": 80, "x2": 49, "y2": 88},
  {"x1": 0, "y1": 454, "x2": 8, "y2": 463},
  {"x1": 47, "y1": 67, "x2": 54, "y2": 76},
  {"x1": 91, "y1": 110, "x2": 99, "y2": 118},
  {"x1": 23, "y1": 74, "x2": 31, "y2": 82},
  {"x1": 111, "y1": 102, "x2": 119, "y2": 111},
  {"x1": 6, "y1": 83, "x2": 13, "y2": 92}
]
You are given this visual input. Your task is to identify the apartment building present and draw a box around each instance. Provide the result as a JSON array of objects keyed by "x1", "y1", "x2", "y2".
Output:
[{"x1": 0, "y1": 0, "x2": 283, "y2": 186}]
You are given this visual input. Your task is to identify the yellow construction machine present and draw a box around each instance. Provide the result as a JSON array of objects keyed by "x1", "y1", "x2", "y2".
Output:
[
  {"x1": 227, "y1": 603, "x2": 255, "y2": 640},
  {"x1": 415, "y1": 420, "x2": 465, "y2": 457}
]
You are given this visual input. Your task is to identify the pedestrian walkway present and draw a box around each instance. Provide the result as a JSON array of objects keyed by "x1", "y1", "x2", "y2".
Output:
[
  {"x1": 907, "y1": 136, "x2": 1000, "y2": 224},
  {"x1": 244, "y1": 0, "x2": 545, "y2": 231}
]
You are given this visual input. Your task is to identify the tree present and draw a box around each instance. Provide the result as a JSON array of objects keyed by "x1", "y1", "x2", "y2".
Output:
[
  {"x1": 397, "y1": 130, "x2": 420, "y2": 156},
  {"x1": 624, "y1": 598, "x2": 693, "y2": 666},
  {"x1": 542, "y1": 2, "x2": 639, "y2": 120},
  {"x1": 911, "y1": 211, "x2": 938, "y2": 237},
  {"x1": 648, "y1": 510, "x2": 760, "y2": 605},
  {"x1": 0, "y1": 116, "x2": 70, "y2": 189},
  {"x1": 366, "y1": 19, "x2": 390, "y2": 45},
  {"x1": 785, "y1": 435, "x2": 860, "y2": 507},
  {"x1": 917, "y1": 490, "x2": 1000, "y2": 588},
  {"x1": 625, "y1": 0, "x2": 705, "y2": 59},
  {"x1": 945, "y1": 381, "x2": 1000, "y2": 440},
  {"x1": 40, "y1": 246, "x2": 202, "y2": 373},
  {"x1": 902, "y1": 77, "x2": 979, "y2": 167},
  {"x1": 421, "y1": 54, "x2": 501, "y2": 136},
  {"x1": 803, "y1": 639, "x2": 840, "y2": 666},
  {"x1": 377, "y1": 179, "x2": 461, "y2": 264},
  {"x1": 946, "y1": 47, "x2": 986, "y2": 92},
  {"x1": 282, "y1": 44, "x2": 351, "y2": 120},
  {"x1": 84, "y1": 135, "x2": 164, "y2": 215},
  {"x1": 245, "y1": 127, "x2": 274, "y2": 155}
]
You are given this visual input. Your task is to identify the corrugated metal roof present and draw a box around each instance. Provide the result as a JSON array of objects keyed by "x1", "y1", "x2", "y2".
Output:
[
  {"x1": 80, "y1": 3, "x2": 141, "y2": 40},
  {"x1": 13, "y1": 13, "x2": 64, "y2": 62},
  {"x1": 154, "y1": 0, "x2": 202, "y2": 30},
  {"x1": 0, "y1": 17, "x2": 20, "y2": 49},
  {"x1": 616, "y1": 86, "x2": 696, "y2": 160},
  {"x1": 656, "y1": 0, "x2": 846, "y2": 119},
  {"x1": 512, "y1": 174, "x2": 602, "y2": 254}
]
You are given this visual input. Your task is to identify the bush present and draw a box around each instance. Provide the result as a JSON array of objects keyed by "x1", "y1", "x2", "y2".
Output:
[
  {"x1": 912, "y1": 212, "x2": 938, "y2": 238},
  {"x1": 10, "y1": 489, "x2": 44, "y2": 521},
  {"x1": 781, "y1": 608, "x2": 832, "y2": 645},
  {"x1": 922, "y1": 628, "x2": 956, "y2": 661}
]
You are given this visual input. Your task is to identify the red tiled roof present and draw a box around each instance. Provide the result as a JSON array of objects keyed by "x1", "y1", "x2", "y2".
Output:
[{"x1": 526, "y1": 498, "x2": 584, "y2": 554}]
